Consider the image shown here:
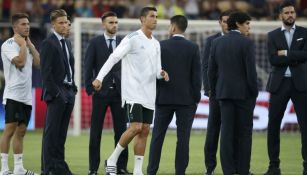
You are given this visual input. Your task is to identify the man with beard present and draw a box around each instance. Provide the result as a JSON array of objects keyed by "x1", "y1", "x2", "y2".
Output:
[
  {"x1": 92, "y1": 7, "x2": 169, "y2": 175},
  {"x1": 84, "y1": 11, "x2": 131, "y2": 175},
  {"x1": 264, "y1": 1, "x2": 307, "y2": 175}
]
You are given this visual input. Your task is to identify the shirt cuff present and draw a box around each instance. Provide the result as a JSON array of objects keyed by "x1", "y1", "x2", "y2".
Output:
[{"x1": 157, "y1": 72, "x2": 163, "y2": 79}]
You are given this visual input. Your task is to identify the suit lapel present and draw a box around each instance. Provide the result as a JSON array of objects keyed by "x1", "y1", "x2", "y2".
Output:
[
  {"x1": 66, "y1": 39, "x2": 74, "y2": 63},
  {"x1": 116, "y1": 37, "x2": 120, "y2": 47},
  {"x1": 278, "y1": 29, "x2": 289, "y2": 49},
  {"x1": 51, "y1": 34, "x2": 71, "y2": 74},
  {"x1": 99, "y1": 35, "x2": 110, "y2": 58},
  {"x1": 51, "y1": 34, "x2": 63, "y2": 53},
  {"x1": 290, "y1": 26, "x2": 300, "y2": 50},
  {"x1": 66, "y1": 39, "x2": 74, "y2": 72},
  {"x1": 51, "y1": 34, "x2": 67, "y2": 61}
]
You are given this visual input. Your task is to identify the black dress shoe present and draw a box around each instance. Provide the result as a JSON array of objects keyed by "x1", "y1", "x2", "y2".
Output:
[
  {"x1": 235, "y1": 172, "x2": 253, "y2": 175},
  {"x1": 88, "y1": 171, "x2": 97, "y2": 175},
  {"x1": 263, "y1": 168, "x2": 281, "y2": 175},
  {"x1": 117, "y1": 168, "x2": 132, "y2": 175},
  {"x1": 204, "y1": 172, "x2": 213, "y2": 175}
]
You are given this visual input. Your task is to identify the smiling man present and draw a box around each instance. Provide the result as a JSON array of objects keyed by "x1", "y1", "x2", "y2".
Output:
[
  {"x1": 92, "y1": 7, "x2": 169, "y2": 175},
  {"x1": 264, "y1": 1, "x2": 307, "y2": 175}
]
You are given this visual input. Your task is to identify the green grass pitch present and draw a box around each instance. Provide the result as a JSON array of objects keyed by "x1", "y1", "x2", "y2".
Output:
[{"x1": 2, "y1": 130, "x2": 303, "y2": 175}]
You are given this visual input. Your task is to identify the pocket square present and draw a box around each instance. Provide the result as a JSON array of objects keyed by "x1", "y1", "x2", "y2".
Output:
[{"x1": 297, "y1": 38, "x2": 303, "y2": 41}]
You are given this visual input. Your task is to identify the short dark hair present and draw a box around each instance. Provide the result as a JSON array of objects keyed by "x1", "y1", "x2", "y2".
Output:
[
  {"x1": 170, "y1": 15, "x2": 188, "y2": 32},
  {"x1": 67, "y1": 16, "x2": 72, "y2": 26},
  {"x1": 140, "y1": 7, "x2": 157, "y2": 17},
  {"x1": 11, "y1": 13, "x2": 29, "y2": 25},
  {"x1": 50, "y1": 9, "x2": 67, "y2": 22},
  {"x1": 279, "y1": 0, "x2": 296, "y2": 13},
  {"x1": 227, "y1": 11, "x2": 251, "y2": 30},
  {"x1": 219, "y1": 10, "x2": 233, "y2": 21},
  {"x1": 101, "y1": 11, "x2": 117, "y2": 22}
]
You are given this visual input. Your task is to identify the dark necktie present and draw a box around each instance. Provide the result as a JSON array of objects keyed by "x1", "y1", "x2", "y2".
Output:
[
  {"x1": 108, "y1": 39, "x2": 114, "y2": 53},
  {"x1": 60, "y1": 39, "x2": 72, "y2": 82}
]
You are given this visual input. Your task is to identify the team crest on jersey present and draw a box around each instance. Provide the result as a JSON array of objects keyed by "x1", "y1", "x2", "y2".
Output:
[{"x1": 7, "y1": 39, "x2": 14, "y2": 45}]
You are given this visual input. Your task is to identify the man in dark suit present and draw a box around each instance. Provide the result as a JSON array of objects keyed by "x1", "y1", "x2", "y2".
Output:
[
  {"x1": 40, "y1": 9, "x2": 77, "y2": 175},
  {"x1": 264, "y1": 1, "x2": 307, "y2": 175},
  {"x1": 84, "y1": 12, "x2": 130, "y2": 175},
  {"x1": 208, "y1": 11, "x2": 258, "y2": 175},
  {"x1": 202, "y1": 10, "x2": 231, "y2": 175},
  {"x1": 147, "y1": 15, "x2": 201, "y2": 175}
]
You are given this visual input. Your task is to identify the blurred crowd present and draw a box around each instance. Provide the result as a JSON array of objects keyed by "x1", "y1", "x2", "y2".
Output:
[
  {"x1": 0, "y1": 0, "x2": 306, "y2": 56},
  {"x1": 0, "y1": 0, "x2": 306, "y2": 24}
]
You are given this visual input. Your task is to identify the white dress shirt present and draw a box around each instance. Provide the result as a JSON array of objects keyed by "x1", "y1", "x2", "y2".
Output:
[
  {"x1": 281, "y1": 24, "x2": 296, "y2": 77},
  {"x1": 54, "y1": 31, "x2": 72, "y2": 84}
]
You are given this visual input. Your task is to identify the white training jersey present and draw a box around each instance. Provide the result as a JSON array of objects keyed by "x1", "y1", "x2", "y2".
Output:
[
  {"x1": 1, "y1": 37, "x2": 33, "y2": 106},
  {"x1": 96, "y1": 29, "x2": 162, "y2": 110}
]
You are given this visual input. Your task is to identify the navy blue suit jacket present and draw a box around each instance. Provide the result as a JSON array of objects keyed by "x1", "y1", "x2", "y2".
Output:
[
  {"x1": 208, "y1": 31, "x2": 258, "y2": 100},
  {"x1": 156, "y1": 36, "x2": 201, "y2": 105},
  {"x1": 202, "y1": 32, "x2": 222, "y2": 96},
  {"x1": 40, "y1": 34, "x2": 77, "y2": 101},
  {"x1": 266, "y1": 25, "x2": 307, "y2": 93},
  {"x1": 84, "y1": 35, "x2": 122, "y2": 97}
]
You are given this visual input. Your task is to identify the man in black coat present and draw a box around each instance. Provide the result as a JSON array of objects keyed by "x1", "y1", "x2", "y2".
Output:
[
  {"x1": 147, "y1": 15, "x2": 201, "y2": 175},
  {"x1": 84, "y1": 12, "x2": 130, "y2": 175},
  {"x1": 202, "y1": 10, "x2": 231, "y2": 175},
  {"x1": 208, "y1": 11, "x2": 258, "y2": 175},
  {"x1": 40, "y1": 9, "x2": 77, "y2": 175},
  {"x1": 264, "y1": 1, "x2": 307, "y2": 175}
]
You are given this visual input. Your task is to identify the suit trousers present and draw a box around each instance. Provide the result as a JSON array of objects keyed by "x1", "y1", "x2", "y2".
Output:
[
  {"x1": 219, "y1": 98, "x2": 255, "y2": 175},
  {"x1": 147, "y1": 104, "x2": 197, "y2": 175},
  {"x1": 204, "y1": 96, "x2": 221, "y2": 172},
  {"x1": 89, "y1": 89, "x2": 128, "y2": 171},
  {"x1": 267, "y1": 78, "x2": 307, "y2": 170},
  {"x1": 42, "y1": 86, "x2": 75, "y2": 174}
]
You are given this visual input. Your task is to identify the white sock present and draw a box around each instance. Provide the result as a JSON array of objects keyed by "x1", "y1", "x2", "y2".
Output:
[
  {"x1": 108, "y1": 143, "x2": 125, "y2": 166},
  {"x1": 133, "y1": 155, "x2": 144, "y2": 175},
  {"x1": 1, "y1": 153, "x2": 9, "y2": 172},
  {"x1": 13, "y1": 154, "x2": 25, "y2": 173}
]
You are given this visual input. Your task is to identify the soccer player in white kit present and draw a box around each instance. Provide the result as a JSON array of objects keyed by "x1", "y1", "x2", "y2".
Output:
[
  {"x1": 92, "y1": 7, "x2": 169, "y2": 175},
  {"x1": 0, "y1": 13, "x2": 40, "y2": 175}
]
